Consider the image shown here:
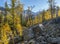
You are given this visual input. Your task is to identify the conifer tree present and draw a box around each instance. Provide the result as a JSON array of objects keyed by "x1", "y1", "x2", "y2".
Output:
[
  {"x1": 56, "y1": 6, "x2": 59, "y2": 18},
  {"x1": 48, "y1": 0, "x2": 55, "y2": 19},
  {"x1": 5, "y1": 1, "x2": 9, "y2": 23},
  {"x1": 42, "y1": 10, "x2": 45, "y2": 22}
]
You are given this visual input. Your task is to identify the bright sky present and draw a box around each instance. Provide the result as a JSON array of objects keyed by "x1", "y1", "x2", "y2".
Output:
[{"x1": 0, "y1": 0, "x2": 60, "y2": 12}]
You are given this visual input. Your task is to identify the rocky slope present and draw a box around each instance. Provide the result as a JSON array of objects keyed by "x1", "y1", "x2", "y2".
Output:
[{"x1": 23, "y1": 17, "x2": 60, "y2": 44}]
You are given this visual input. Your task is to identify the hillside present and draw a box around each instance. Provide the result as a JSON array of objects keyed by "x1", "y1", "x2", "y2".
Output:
[{"x1": 22, "y1": 17, "x2": 60, "y2": 44}]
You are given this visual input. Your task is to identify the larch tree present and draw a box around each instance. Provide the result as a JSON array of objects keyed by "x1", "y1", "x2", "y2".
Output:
[
  {"x1": 0, "y1": 14, "x2": 4, "y2": 40},
  {"x1": 56, "y1": 6, "x2": 59, "y2": 18},
  {"x1": 15, "y1": 0, "x2": 24, "y2": 38},
  {"x1": 48, "y1": 0, "x2": 56, "y2": 19},
  {"x1": 4, "y1": 1, "x2": 9, "y2": 23},
  {"x1": 0, "y1": 1, "x2": 12, "y2": 44},
  {"x1": 42, "y1": 10, "x2": 45, "y2": 22},
  {"x1": 27, "y1": 6, "x2": 34, "y2": 26},
  {"x1": 9, "y1": 0, "x2": 17, "y2": 37},
  {"x1": 16, "y1": 0, "x2": 24, "y2": 26},
  {"x1": 10, "y1": 0, "x2": 24, "y2": 40},
  {"x1": 27, "y1": 6, "x2": 32, "y2": 26}
]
